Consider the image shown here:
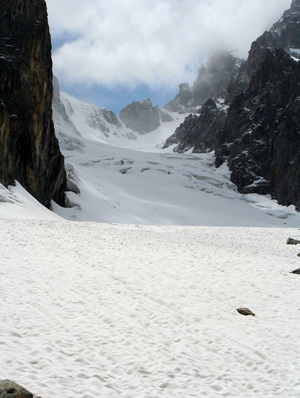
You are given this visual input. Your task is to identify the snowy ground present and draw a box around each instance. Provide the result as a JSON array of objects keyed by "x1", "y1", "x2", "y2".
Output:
[
  {"x1": 1, "y1": 93, "x2": 300, "y2": 397},
  {"x1": 1, "y1": 218, "x2": 300, "y2": 397},
  {"x1": 52, "y1": 92, "x2": 300, "y2": 227}
]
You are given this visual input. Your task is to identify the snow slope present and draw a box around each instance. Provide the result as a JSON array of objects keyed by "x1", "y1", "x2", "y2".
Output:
[
  {"x1": 1, "y1": 219, "x2": 300, "y2": 397},
  {"x1": 52, "y1": 92, "x2": 300, "y2": 227},
  {"x1": 1, "y1": 88, "x2": 300, "y2": 398}
]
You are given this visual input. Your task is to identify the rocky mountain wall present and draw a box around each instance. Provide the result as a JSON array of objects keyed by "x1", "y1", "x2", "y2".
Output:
[
  {"x1": 226, "y1": 0, "x2": 300, "y2": 102},
  {"x1": 215, "y1": 49, "x2": 300, "y2": 210},
  {"x1": 163, "y1": 99, "x2": 226, "y2": 153},
  {"x1": 162, "y1": 0, "x2": 300, "y2": 210},
  {"x1": 0, "y1": 0, "x2": 66, "y2": 207}
]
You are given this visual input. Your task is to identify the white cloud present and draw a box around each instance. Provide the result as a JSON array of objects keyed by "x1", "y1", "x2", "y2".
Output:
[{"x1": 47, "y1": 0, "x2": 291, "y2": 89}]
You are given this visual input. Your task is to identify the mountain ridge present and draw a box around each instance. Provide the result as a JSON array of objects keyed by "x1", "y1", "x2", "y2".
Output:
[{"x1": 161, "y1": 0, "x2": 300, "y2": 210}]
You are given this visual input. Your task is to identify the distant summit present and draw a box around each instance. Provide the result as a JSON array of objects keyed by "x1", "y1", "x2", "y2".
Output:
[
  {"x1": 163, "y1": 50, "x2": 242, "y2": 114},
  {"x1": 119, "y1": 98, "x2": 173, "y2": 134}
]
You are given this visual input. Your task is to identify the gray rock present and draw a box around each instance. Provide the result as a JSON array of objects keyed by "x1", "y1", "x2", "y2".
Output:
[
  {"x1": 163, "y1": 99, "x2": 226, "y2": 153},
  {"x1": 66, "y1": 179, "x2": 80, "y2": 194},
  {"x1": 290, "y1": 267, "x2": 300, "y2": 274},
  {"x1": 119, "y1": 99, "x2": 161, "y2": 133},
  {"x1": 0, "y1": 380, "x2": 33, "y2": 398},
  {"x1": 237, "y1": 308, "x2": 255, "y2": 316},
  {"x1": 286, "y1": 238, "x2": 300, "y2": 245}
]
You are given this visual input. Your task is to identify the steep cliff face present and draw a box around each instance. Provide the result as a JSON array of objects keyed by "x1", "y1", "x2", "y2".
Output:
[
  {"x1": 226, "y1": 0, "x2": 300, "y2": 102},
  {"x1": 0, "y1": 0, "x2": 66, "y2": 207},
  {"x1": 215, "y1": 49, "x2": 300, "y2": 210},
  {"x1": 163, "y1": 99, "x2": 226, "y2": 153},
  {"x1": 163, "y1": 0, "x2": 300, "y2": 210}
]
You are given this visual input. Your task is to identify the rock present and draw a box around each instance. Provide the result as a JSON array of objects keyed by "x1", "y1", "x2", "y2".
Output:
[
  {"x1": 66, "y1": 179, "x2": 80, "y2": 194},
  {"x1": 158, "y1": 108, "x2": 174, "y2": 123},
  {"x1": 163, "y1": 99, "x2": 226, "y2": 153},
  {"x1": 0, "y1": 380, "x2": 33, "y2": 398},
  {"x1": 0, "y1": 0, "x2": 66, "y2": 207},
  {"x1": 215, "y1": 48, "x2": 300, "y2": 210},
  {"x1": 163, "y1": 83, "x2": 193, "y2": 113},
  {"x1": 290, "y1": 267, "x2": 300, "y2": 274},
  {"x1": 225, "y1": 0, "x2": 300, "y2": 102},
  {"x1": 237, "y1": 308, "x2": 255, "y2": 316},
  {"x1": 286, "y1": 238, "x2": 300, "y2": 245},
  {"x1": 119, "y1": 99, "x2": 161, "y2": 133},
  {"x1": 162, "y1": 1, "x2": 300, "y2": 211},
  {"x1": 214, "y1": 1, "x2": 300, "y2": 210}
]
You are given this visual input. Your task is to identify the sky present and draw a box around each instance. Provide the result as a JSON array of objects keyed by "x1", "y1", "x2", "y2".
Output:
[{"x1": 46, "y1": 0, "x2": 291, "y2": 115}]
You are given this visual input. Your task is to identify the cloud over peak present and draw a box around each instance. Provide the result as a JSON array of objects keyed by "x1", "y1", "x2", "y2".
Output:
[{"x1": 47, "y1": 0, "x2": 291, "y2": 90}]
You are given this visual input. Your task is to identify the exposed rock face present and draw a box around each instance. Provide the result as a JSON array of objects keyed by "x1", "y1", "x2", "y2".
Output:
[
  {"x1": 0, "y1": 380, "x2": 33, "y2": 398},
  {"x1": 215, "y1": 49, "x2": 300, "y2": 210},
  {"x1": 119, "y1": 98, "x2": 173, "y2": 133},
  {"x1": 164, "y1": 50, "x2": 242, "y2": 113},
  {"x1": 0, "y1": 0, "x2": 66, "y2": 207},
  {"x1": 226, "y1": 0, "x2": 300, "y2": 102},
  {"x1": 163, "y1": 99, "x2": 226, "y2": 153},
  {"x1": 163, "y1": 0, "x2": 300, "y2": 211}
]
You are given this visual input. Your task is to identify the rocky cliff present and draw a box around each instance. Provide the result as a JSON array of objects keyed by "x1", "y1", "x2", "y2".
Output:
[
  {"x1": 163, "y1": 98, "x2": 226, "y2": 153},
  {"x1": 163, "y1": 0, "x2": 300, "y2": 210},
  {"x1": 225, "y1": 0, "x2": 300, "y2": 102},
  {"x1": 215, "y1": 49, "x2": 300, "y2": 210},
  {"x1": 0, "y1": 0, "x2": 66, "y2": 207}
]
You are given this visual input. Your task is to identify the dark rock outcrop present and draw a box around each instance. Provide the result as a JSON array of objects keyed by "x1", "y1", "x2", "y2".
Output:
[
  {"x1": 215, "y1": 49, "x2": 300, "y2": 210},
  {"x1": 0, "y1": 380, "x2": 33, "y2": 398},
  {"x1": 163, "y1": 0, "x2": 300, "y2": 211},
  {"x1": 226, "y1": 0, "x2": 300, "y2": 102},
  {"x1": 0, "y1": 0, "x2": 66, "y2": 207},
  {"x1": 290, "y1": 268, "x2": 300, "y2": 274},
  {"x1": 286, "y1": 238, "x2": 300, "y2": 245},
  {"x1": 163, "y1": 99, "x2": 226, "y2": 152},
  {"x1": 119, "y1": 98, "x2": 173, "y2": 134},
  {"x1": 237, "y1": 308, "x2": 255, "y2": 317},
  {"x1": 215, "y1": 1, "x2": 300, "y2": 210}
]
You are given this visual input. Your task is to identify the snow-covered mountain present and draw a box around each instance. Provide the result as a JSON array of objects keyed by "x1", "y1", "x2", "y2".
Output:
[
  {"x1": 2, "y1": 2, "x2": 300, "y2": 398},
  {"x1": 2, "y1": 2, "x2": 299, "y2": 226},
  {"x1": 46, "y1": 77, "x2": 300, "y2": 227}
]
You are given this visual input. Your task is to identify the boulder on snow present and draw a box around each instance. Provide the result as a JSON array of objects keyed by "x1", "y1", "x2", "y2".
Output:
[
  {"x1": 0, "y1": 380, "x2": 33, "y2": 398},
  {"x1": 290, "y1": 268, "x2": 300, "y2": 274},
  {"x1": 237, "y1": 308, "x2": 255, "y2": 316},
  {"x1": 286, "y1": 238, "x2": 300, "y2": 245}
]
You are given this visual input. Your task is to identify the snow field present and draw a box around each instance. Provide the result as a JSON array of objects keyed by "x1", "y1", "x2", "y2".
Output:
[
  {"x1": 51, "y1": 92, "x2": 300, "y2": 227},
  {"x1": 1, "y1": 219, "x2": 300, "y2": 397}
]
